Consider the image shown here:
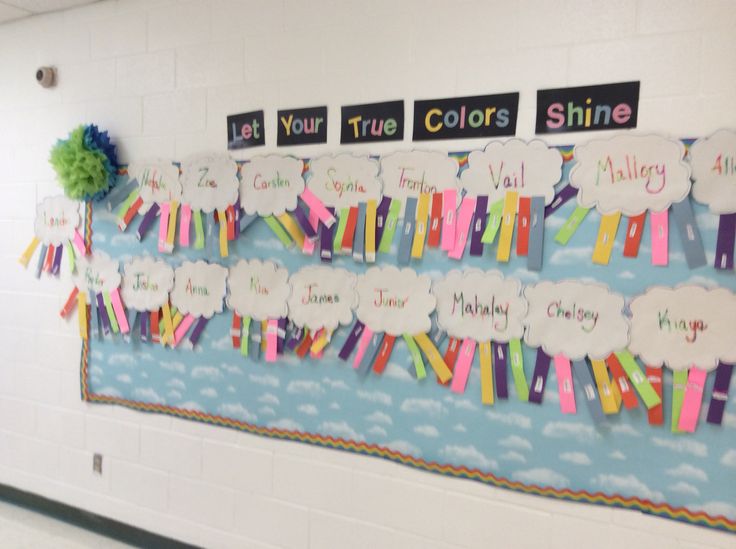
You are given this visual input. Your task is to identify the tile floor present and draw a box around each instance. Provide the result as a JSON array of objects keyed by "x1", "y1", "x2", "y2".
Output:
[{"x1": 0, "y1": 499, "x2": 133, "y2": 548}]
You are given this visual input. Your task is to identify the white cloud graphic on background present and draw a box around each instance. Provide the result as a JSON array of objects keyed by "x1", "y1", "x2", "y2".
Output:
[
  {"x1": 651, "y1": 437, "x2": 707, "y2": 457},
  {"x1": 689, "y1": 129, "x2": 736, "y2": 214},
  {"x1": 524, "y1": 280, "x2": 628, "y2": 361},
  {"x1": 512, "y1": 468, "x2": 570, "y2": 488},
  {"x1": 171, "y1": 261, "x2": 227, "y2": 319},
  {"x1": 591, "y1": 473, "x2": 663, "y2": 501},
  {"x1": 287, "y1": 266, "x2": 357, "y2": 332},
  {"x1": 570, "y1": 134, "x2": 690, "y2": 216},
  {"x1": 307, "y1": 154, "x2": 382, "y2": 209},
  {"x1": 559, "y1": 452, "x2": 592, "y2": 466},
  {"x1": 433, "y1": 269, "x2": 526, "y2": 342},
  {"x1": 240, "y1": 155, "x2": 305, "y2": 217},
  {"x1": 440, "y1": 445, "x2": 497, "y2": 470},
  {"x1": 180, "y1": 152, "x2": 239, "y2": 213},
  {"x1": 121, "y1": 256, "x2": 174, "y2": 312},
  {"x1": 356, "y1": 266, "x2": 435, "y2": 336},
  {"x1": 227, "y1": 259, "x2": 289, "y2": 321},
  {"x1": 460, "y1": 139, "x2": 562, "y2": 207},
  {"x1": 34, "y1": 195, "x2": 80, "y2": 246},
  {"x1": 629, "y1": 286, "x2": 736, "y2": 371}
]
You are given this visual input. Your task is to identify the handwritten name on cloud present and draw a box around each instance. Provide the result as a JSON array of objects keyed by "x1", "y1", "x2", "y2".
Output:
[
  {"x1": 72, "y1": 251, "x2": 121, "y2": 296},
  {"x1": 570, "y1": 134, "x2": 691, "y2": 216},
  {"x1": 171, "y1": 260, "x2": 227, "y2": 319},
  {"x1": 240, "y1": 155, "x2": 305, "y2": 217},
  {"x1": 34, "y1": 195, "x2": 80, "y2": 246},
  {"x1": 227, "y1": 259, "x2": 290, "y2": 321},
  {"x1": 121, "y1": 256, "x2": 174, "y2": 312},
  {"x1": 180, "y1": 152, "x2": 239, "y2": 213},
  {"x1": 689, "y1": 129, "x2": 736, "y2": 215},
  {"x1": 287, "y1": 265, "x2": 357, "y2": 332},
  {"x1": 128, "y1": 158, "x2": 182, "y2": 206},
  {"x1": 307, "y1": 154, "x2": 382, "y2": 209}
]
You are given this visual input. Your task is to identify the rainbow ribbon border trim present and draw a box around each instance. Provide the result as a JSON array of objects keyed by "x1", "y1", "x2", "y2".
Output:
[{"x1": 79, "y1": 198, "x2": 735, "y2": 535}]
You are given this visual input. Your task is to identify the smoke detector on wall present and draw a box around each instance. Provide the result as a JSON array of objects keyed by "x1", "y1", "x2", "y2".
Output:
[{"x1": 36, "y1": 66, "x2": 56, "y2": 88}]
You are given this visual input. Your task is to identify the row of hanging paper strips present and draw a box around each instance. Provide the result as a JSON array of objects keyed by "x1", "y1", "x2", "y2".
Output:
[
  {"x1": 58, "y1": 250, "x2": 735, "y2": 434},
  {"x1": 64, "y1": 130, "x2": 732, "y2": 272}
]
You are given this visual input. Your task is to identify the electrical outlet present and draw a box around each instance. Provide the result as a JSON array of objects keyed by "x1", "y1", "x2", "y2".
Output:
[{"x1": 93, "y1": 453, "x2": 103, "y2": 475}]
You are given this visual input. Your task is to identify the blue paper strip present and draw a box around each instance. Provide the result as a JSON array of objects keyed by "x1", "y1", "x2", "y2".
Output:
[
  {"x1": 397, "y1": 197, "x2": 417, "y2": 266},
  {"x1": 356, "y1": 332, "x2": 384, "y2": 377},
  {"x1": 572, "y1": 359, "x2": 606, "y2": 424},
  {"x1": 353, "y1": 202, "x2": 367, "y2": 262},
  {"x1": 527, "y1": 196, "x2": 546, "y2": 271},
  {"x1": 671, "y1": 199, "x2": 707, "y2": 269}
]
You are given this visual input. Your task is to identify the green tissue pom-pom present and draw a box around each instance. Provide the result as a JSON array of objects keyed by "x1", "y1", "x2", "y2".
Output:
[{"x1": 49, "y1": 126, "x2": 111, "y2": 201}]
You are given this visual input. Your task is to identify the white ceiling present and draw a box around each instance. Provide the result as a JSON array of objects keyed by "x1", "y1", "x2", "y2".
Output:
[{"x1": 0, "y1": 0, "x2": 100, "y2": 24}]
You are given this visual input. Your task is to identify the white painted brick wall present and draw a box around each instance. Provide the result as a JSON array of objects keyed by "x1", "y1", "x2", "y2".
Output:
[{"x1": 0, "y1": 1, "x2": 734, "y2": 547}]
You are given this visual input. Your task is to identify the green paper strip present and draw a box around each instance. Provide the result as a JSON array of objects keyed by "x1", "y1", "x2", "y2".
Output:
[
  {"x1": 263, "y1": 216, "x2": 293, "y2": 248},
  {"x1": 158, "y1": 306, "x2": 177, "y2": 335},
  {"x1": 481, "y1": 199, "x2": 505, "y2": 244},
  {"x1": 378, "y1": 199, "x2": 402, "y2": 253},
  {"x1": 65, "y1": 240, "x2": 76, "y2": 273},
  {"x1": 508, "y1": 338, "x2": 529, "y2": 401},
  {"x1": 103, "y1": 292, "x2": 119, "y2": 333},
  {"x1": 614, "y1": 350, "x2": 661, "y2": 409},
  {"x1": 554, "y1": 205, "x2": 590, "y2": 245},
  {"x1": 117, "y1": 189, "x2": 139, "y2": 220},
  {"x1": 333, "y1": 207, "x2": 350, "y2": 252},
  {"x1": 671, "y1": 369, "x2": 688, "y2": 433},
  {"x1": 402, "y1": 333, "x2": 426, "y2": 380},
  {"x1": 240, "y1": 316, "x2": 251, "y2": 357},
  {"x1": 193, "y1": 210, "x2": 205, "y2": 249}
]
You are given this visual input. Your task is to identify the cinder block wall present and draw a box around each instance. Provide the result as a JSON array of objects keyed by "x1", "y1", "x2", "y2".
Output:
[{"x1": 0, "y1": 1, "x2": 733, "y2": 547}]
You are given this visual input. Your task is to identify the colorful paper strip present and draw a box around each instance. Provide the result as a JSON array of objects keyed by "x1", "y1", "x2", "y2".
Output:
[
  {"x1": 492, "y1": 342, "x2": 509, "y2": 400},
  {"x1": 353, "y1": 202, "x2": 367, "y2": 262},
  {"x1": 554, "y1": 354, "x2": 576, "y2": 414},
  {"x1": 572, "y1": 360, "x2": 606, "y2": 424},
  {"x1": 592, "y1": 212, "x2": 621, "y2": 265},
  {"x1": 606, "y1": 353, "x2": 638, "y2": 409},
  {"x1": 706, "y1": 362, "x2": 733, "y2": 425},
  {"x1": 671, "y1": 198, "x2": 707, "y2": 269},
  {"x1": 411, "y1": 193, "x2": 430, "y2": 259},
  {"x1": 110, "y1": 288, "x2": 129, "y2": 334},
  {"x1": 450, "y1": 338, "x2": 476, "y2": 394},
  {"x1": 650, "y1": 209, "x2": 669, "y2": 266},
  {"x1": 77, "y1": 292, "x2": 88, "y2": 340},
  {"x1": 427, "y1": 192, "x2": 443, "y2": 248},
  {"x1": 338, "y1": 320, "x2": 365, "y2": 360},
  {"x1": 469, "y1": 195, "x2": 488, "y2": 256},
  {"x1": 614, "y1": 350, "x2": 661, "y2": 409},
  {"x1": 714, "y1": 213, "x2": 736, "y2": 270},
  {"x1": 677, "y1": 367, "x2": 707, "y2": 433},
  {"x1": 372, "y1": 334, "x2": 395, "y2": 374},
  {"x1": 622, "y1": 212, "x2": 646, "y2": 257},
  {"x1": 18, "y1": 237, "x2": 40, "y2": 267},
  {"x1": 403, "y1": 334, "x2": 426, "y2": 380},
  {"x1": 528, "y1": 348, "x2": 551, "y2": 404},
  {"x1": 527, "y1": 196, "x2": 545, "y2": 271},
  {"x1": 544, "y1": 184, "x2": 577, "y2": 218},
  {"x1": 441, "y1": 337, "x2": 460, "y2": 386},
  {"x1": 413, "y1": 332, "x2": 453, "y2": 384},
  {"x1": 591, "y1": 359, "x2": 619, "y2": 414},
  {"x1": 448, "y1": 196, "x2": 476, "y2": 260},
  {"x1": 263, "y1": 215, "x2": 293, "y2": 248},
  {"x1": 300, "y1": 188, "x2": 337, "y2": 228},
  {"x1": 645, "y1": 366, "x2": 664, "y2": 425},
  {"x1": 365, "y1": 199, "x2": 377, "y2": 263},
  {"x1": 496, "y1": 191, "x2": 518, "y2": 262},
  {"x1": 508, "y1": 338, "x2": 528, "y2": 401},
  {"x1": 480, "y1": 199, "x2": 504, "y2": 245},
  {"x1": 516, "y1": 196, "x2": 531, "y2": 256},
  {"x1": 397, "y1": 197, "x2": 417, "y2": 266},
  {"x1": 479, "y1": 341, "x2": 494, "y2": 405},
  {"x1": 378, "y1": 199, "x2": 401, "y2": 254},
  {"x1": 320, "y1": 206, "x2": 335, "y2": 262},
  {"x1": 554, "y1": 206, "x2": 589, "y2": 245},
  {"x1": 440, "y1": 189, "x2": 457, "y2": 251}
]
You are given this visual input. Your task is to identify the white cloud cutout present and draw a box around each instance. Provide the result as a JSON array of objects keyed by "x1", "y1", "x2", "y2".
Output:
[
  {"x1": 121, "y1": 256, "x2": 174, "y2": 312},
  {"x1": 356, "y1": 266, "x2": 435, "y2": 336},
  {"x1": 512, "y1": 468, "x2": 569, "y2": 488},
  {"x1": 433, "y1": 269, "x2": 526, "y2": 342},
  {"x1": 171, "y1": 261, "x2": 227, "y2": 319},
  {"x1": 239, "y1": 155, "x2": 305, "y2": 217},
  {"x1": 72, "y1": 251, "x2": 121, "y2": 296},
  {"x1": 180, "y1": 152, "x2": 239, "y2": 213},
  {"x1": 689, "y1": 129, "x2": 736, "y2": 214},
  {"x1": 128, "y1": 158, "x2": 182, "y2": 205},
  {"x1": 34, "y1": 195, "x2": 80, "y2": 246},
  {"x1": 307, "y1": 153, "x2": 382, "y2": 209},
  {"x1": 379, "y1": 150, "x2": 459, "y2": 216},
  {"x1": 226, "y1": 259, "x2": 289, "y2": 321},
  {"x1": 440, "y1": 445, "x2": 497, "y2": 470},
  {"x1": 523, "y1": 280, "x2": 628, "y2": 361},
  {"x1": 460, "y1": 139, "x2": 562, "y2": 208},
  {"x1": 287, "y1": 265, "x2": 357, "y2": 332},
  {"x1": 570, "y1": 134, "x2": 691, "y2": 215},
  {"x1": 559, "y1": 452, "x2": 592, "y2": 466},
  {"x1": 591, "y1": 473, "x2": 664, "y2": 501},
  {"x1": 629, "y1": 285, "x2": 736, "y2": 372},
  {"x1": 651, "y1": 437, "x2": 707, "y2": 457}
]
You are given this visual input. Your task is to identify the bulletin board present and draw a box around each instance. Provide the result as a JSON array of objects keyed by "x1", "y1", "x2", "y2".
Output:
[{"x1": 79, "y1": 145, "x2": 736, "y2": 533}]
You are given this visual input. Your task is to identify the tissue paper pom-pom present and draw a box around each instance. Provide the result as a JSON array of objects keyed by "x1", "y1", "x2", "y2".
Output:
[{"x1": 49, "y1": 125, "x2": 118, "y2": 201}]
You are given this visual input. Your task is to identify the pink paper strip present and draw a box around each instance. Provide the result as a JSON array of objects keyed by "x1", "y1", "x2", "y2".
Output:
[
  {"x1": 265, "y1": 319, "x2": 279, "y2": 362},
  {"x1": 73, "y1": 229, "x2": 86, "y2": 256},
  {"x1": 650, "y1": 210, "x2": 669, "y2": 266},
  {"x1": 302, "y1": 209, "x2": 320, "y2": 255},
  {"x1": 450, "y1": 338, "x2": 476, "y2": 394},
  {"x1": 677, "y1": 367, "x2": 707, "y2": 432},
  {"x1": 174, "y1": 314, "x2": 196, "y2": 346},
  {"x1": 110, "y1": 288, "x2": 130, "y2": 334},
  {"x1": 440, "y1": 189, "x2": 456, "y2": 251},
  {"x1": 353, "y1": 326, "x2": 374, "y2": 369},
  {"x1": 179, "y1": 204, "x2": 192, "y2": 247},
  {"x1": 554, "y1": 354, "x2": 576, "y2": 414},
  {"x1": 448, "y1": 197, "x2": 476, "y2": 260},
  {"x1": 158, "y1": 203, "x2": 170, "y2": 253},
  {"x1": 301, "y1": 188, "x2": 336, "y2": 228}
]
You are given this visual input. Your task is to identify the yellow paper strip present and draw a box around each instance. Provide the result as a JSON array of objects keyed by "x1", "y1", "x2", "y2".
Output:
[
  {"x1": 78, "y1": 291, "x2": 88, "y2": 340},
  {"x1": 592, "y1": 212, "x2": 621, "y2": 265},
  {"x1": 413, "y1": 332, "x2": 453, "y2": 383},
  {"x1": 276, "y1": 213, "x2": 305, "y2": 249},
  {"x1": 310, "y1": 329, "x2": 332, "y2": 354},
  {"x1": 166, "y1": 200, "x2": 179, "y2": 246},
  {"x1": 19, "y1": 237, "x2": 41, "y2": 267},
  {"x1": 591, "y1": 359, "x2": 619, "y2": 414},
  {"x1": 411, "y1": 193, "x2": 431, "y2": 259},
  {"x1": 479, "y1": 341, "x2": 494, "y2": 405},
  {"x1": 261, "y1": 320, "x2": 268, "y2": 352},
  {"x1": 496, "y1": 191, "x2": 518, "y2": 262},
  {"x1": 217, "y1": 209, "x2": 229, "y2": 257},
  {"x1": 365, "y1": 199, "x2": 377, "y2": 263},
  {"x1": 161, "y1": 302, "x2": 175, "y2": 346},
  {"x1": 171, "y1": 310, "x2": 183, "y2": 333}
]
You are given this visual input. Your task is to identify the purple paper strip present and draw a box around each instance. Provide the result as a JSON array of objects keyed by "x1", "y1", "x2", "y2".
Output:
[
  {"x1": 51, "y1": 244, "x2": 63, "y2": 275},
  {"x1": 140, "y1": 310, "x2": 148, "y2": 342},
  {"x1": 96, "y1": 293, "x2": 111, "y2": 336},
  {"x1": 233, "y1": 198, "x2": 241, "y2": 235},
  {"x1": 277, "y1": 317, "x2": 287, "y2": 354},
  {"x1": 706, "y1": 362, "x2": 733, "y2": 425},
  {"x1": 136, "y1": 203, "x2": 160, "y2": 241},
  {"x1": 320, "y1": 206, "x2": 335, "y2": 263},
  {"x1": 492, "y1": 341, "x2": 508, "y2": 399},
  {"x1": 293, "y1": 202, "x2": 318, "y2": 239},
  {"x1": 375, "y1": 197, "x2": 391, "y2": 245},
  {"x1": 338, "y1": 319, "x2": 365, "y2": 360},
  {"x1": 714, "y1": 213, "x2": 736, "y2": 270},
  {"x1": 188, "y1": 316, "x2": 208, "y2": 347},
  {"x1": 544, "y1": 184, "x2": 577, "y2": 218},
  {"x1": 469, "y1": 195, "x2": 488, "y2": 256},
  {"x1": 287, "y1": 326, "x2": 304, "y2": 350},
  {"x1": 528, "y1": 348, "x2": 551, "y2": 404}
]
